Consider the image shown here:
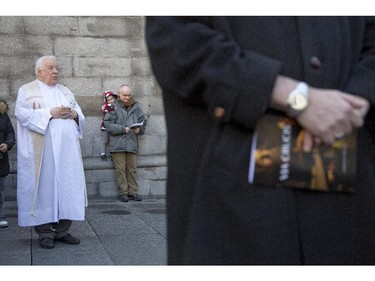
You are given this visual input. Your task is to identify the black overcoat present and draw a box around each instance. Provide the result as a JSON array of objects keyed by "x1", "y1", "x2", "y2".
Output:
[
  {"x1": 0, "y1": 101, "x2": 16, "y2": 177},
  {"x1": 146, "y1": 16, "x2": 375, "y2": 265}
]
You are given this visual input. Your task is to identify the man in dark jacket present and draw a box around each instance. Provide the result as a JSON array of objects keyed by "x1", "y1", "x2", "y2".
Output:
[
  {"x1": 0, "y1": 100, "x2": 16, "y2": 228},
  {"x1": 104, "y1": 84, "x2": 147, "y2": 202},
  {"x1": 145, "y1": 17, "x2": 375, "y2": 264}
]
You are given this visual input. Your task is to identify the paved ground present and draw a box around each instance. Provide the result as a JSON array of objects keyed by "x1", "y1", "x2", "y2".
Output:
[{"x1": 0, "y1": 198, "x2": 167, "y2": 265}]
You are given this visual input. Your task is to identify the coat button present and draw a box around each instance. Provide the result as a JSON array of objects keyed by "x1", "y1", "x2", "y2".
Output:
[
  {"x1": 310, "y1": 56, "x2": 322, "y2": 69},
  {"x1": 213, "y1": 107, "x2": 226, "y2": 120}
]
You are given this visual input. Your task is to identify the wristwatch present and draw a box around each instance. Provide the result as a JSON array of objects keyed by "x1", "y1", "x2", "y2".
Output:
[{"x1": 286, "y1": 82, "x2": 309, "y2": 118}]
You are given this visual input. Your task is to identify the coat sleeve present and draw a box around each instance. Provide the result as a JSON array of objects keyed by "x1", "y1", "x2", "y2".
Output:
[
  {"x1": 4, "y1": 113, "x2": 15, "y2": 150},
  {"x1": 344, "y1": 16, "x2": 375, "y2": 107},
  {"x1": 137, "y1": 106, "x2": 147, "y2": 136},
  {"x1": 145, "y1": 16, "x2": 282, "y2": 130},
  {"x1": 70, "y1": 93, "x2": 85, "y2": 138},
  {"x1": 103, "y1": 111, "x2": 125, "y2": 136}
]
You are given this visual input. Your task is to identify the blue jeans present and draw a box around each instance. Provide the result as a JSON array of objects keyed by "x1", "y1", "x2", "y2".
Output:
[{"x1": 0, "y1": 176, "x2": 6, "y2": 218}]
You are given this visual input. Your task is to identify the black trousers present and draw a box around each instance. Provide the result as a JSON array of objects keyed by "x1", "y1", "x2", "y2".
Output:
[{"x1": 34, "y1": 219, "x2": 72, "y2": 240}]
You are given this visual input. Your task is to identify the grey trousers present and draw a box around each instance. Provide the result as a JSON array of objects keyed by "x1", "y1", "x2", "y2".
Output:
[
  {"x1": 34, "y1": 219, "x2": 72, "y2": 240},
  {"x1": 100, "y1": 130, "x2": 109, "y2": 155}
]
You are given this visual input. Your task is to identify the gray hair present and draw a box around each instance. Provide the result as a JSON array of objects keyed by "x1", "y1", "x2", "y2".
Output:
[
  {"x1": 35, "y1": 55, "x2": 57, "y2": 76},
  {"x1": 119, "y1": 83, "x2": 131, "y2": 90}
]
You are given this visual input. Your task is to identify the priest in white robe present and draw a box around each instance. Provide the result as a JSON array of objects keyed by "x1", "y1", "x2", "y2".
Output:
[{"x1": 15, "y1": 55, "x2": 87, "y2": 249}]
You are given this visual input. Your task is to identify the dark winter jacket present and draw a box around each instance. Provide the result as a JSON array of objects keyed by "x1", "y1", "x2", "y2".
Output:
[
  {"x1": 103, "y1": 100, "x2": 147, "y2": 154},
  {"x1": 0, "y1": 100, "x2": 16, "y2": 177}
]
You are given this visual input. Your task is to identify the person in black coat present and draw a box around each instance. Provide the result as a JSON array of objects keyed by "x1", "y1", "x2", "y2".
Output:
[
  {"x1": 145, "y1": 17, "x2": 375, "y2": 265},
  {"x1": 0, "y1": 100, "x2": 16, "y2": 228}
]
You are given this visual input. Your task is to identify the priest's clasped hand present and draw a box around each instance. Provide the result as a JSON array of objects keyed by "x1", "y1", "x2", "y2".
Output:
[{"x1": 50, "y1": 105, "x2": 78, "y2": 119}]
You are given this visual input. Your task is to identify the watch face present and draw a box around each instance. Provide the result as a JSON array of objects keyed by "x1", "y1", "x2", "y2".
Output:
[{"x1": 291, "y1": 93, "x2": 308, "y2": 110}]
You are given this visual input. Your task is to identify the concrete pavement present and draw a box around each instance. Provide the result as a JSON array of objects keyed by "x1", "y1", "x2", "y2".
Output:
[{"x1": 0, "y1": 198, "x2": 167, "y2": 265}]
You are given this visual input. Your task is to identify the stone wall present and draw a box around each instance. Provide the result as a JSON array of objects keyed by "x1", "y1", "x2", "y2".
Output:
[{"x1": 0, "y1": 16, "x2": 166, "y2": 200}]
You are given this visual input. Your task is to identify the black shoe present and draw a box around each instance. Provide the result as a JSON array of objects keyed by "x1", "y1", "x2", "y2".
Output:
[
  {"x1": 120, "y1": 194, "x2": 129, "y2": 202},
  {"x1": 100, "y1": 154, "x2": 107, "y2": 161},
  {"x1": 55, "y1": 234, "x2": 80, "y2": 245},
  {"x1": 128, "y1": 193, "x2": 142, "y2": 201},
  {"x1": 40, "y1": 237, "x2": 55, "y2": 249}
]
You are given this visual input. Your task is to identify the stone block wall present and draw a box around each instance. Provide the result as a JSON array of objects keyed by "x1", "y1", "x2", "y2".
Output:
[{"x1": 0, "y1": 16, "x2": 167, "y2": 200}]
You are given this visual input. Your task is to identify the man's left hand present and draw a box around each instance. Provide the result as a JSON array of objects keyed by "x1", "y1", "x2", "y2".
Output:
[{"x1": 0, "y1": 143, "x2": 9, "y2": 153}]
